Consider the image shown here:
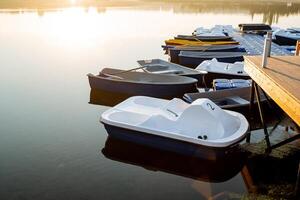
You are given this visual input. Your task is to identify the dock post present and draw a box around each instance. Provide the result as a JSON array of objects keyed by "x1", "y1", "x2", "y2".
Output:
[
  {"x1": 254, "y1": 83, "x2": 271, "y2": 149},
  {"x1": 261, "y1": 32, "x2": 272, "y2": 67},
  {"x1": 296, "y1": 40, "x2": 300, "y2": 56},
  {"x1": 246, "y1": 83, "x2": 255, "y2": 143}
]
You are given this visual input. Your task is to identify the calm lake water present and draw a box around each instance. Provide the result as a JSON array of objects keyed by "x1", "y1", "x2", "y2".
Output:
[{"x1": 1, "y1": 1, "x2": 300, "y2": 199}]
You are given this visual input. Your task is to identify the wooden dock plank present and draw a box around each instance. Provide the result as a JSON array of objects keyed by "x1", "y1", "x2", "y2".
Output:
[{"x1": 244, "y1": 56, "x2": 300, "y2": 127}]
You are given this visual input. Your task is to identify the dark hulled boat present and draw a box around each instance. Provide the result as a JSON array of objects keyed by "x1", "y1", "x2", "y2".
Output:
[
  {"x1": 168, "y1": 45, "x2": 244, "y2": 64},
  {"x1": 178, "y1": 51, "x2": 246, "y2": 68},
  {"x1": 88, "y1": 68, "x2": 198, "y2": 99}
]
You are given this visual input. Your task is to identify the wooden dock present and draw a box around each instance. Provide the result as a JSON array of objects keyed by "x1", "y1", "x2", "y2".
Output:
[
  {"x1": 244, "y1": 56, "x2": 300, "y2": 127},
  {"x1": 243, "y1": 55, "x2": 300, "y2": 198}
]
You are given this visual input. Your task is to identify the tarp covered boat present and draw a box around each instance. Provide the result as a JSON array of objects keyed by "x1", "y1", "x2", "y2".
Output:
[
  {"x1": 212, "y1": 79, "x2": 251, "y2": 90},
  {"x1": 87, "y1": 68, "x2": 198, "y2": 99},
  {"x1": 101, "y1": 96, "x2": 249, "y2": 157}
]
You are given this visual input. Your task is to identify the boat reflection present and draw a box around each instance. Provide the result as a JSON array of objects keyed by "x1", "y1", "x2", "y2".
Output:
[
  {"x1": 89, "y1": 89, "x2": 130, "y2": 107},
  {"x1": 89, "y1": 86, "x2": 195, "y2": 107},
  {"x1": 102, "y1": 136, "x2": 248, "y2": 183}
]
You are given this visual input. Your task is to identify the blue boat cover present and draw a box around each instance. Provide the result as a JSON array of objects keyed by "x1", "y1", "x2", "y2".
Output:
[{"x1": 213, "y1": 79, "x2": 251, "y2": 90}]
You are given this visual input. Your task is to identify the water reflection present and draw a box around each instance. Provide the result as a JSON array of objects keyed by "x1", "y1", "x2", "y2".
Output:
[
  {"x1": 1, "y1": 1, "x2": 300, "y2": 25},
  {"x1": 240, "y1": 151, "x2": 300, "y2": 198},
  {"x1": 101, "y1": 135, "x2": 299, "y2": 198},
  {"x1": 89, "y1": 89, "x2": 129, "y2": 107},
  {"x1": 0, "y1": 1, "x2": 299, "y2": 199},
  {"x1": 102, "y1": 136, "x2": 247, "y2": 182}
]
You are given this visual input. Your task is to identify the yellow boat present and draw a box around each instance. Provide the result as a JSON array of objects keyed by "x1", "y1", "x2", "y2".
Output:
[{"x1": 165, "y1": 39, "x2": 239, "y2": 46}]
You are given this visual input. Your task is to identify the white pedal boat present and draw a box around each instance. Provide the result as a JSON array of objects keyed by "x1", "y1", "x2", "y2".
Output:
[
  {"x1": 195, "y1": 58, "x2": 249, "y2": 87},
  {"x1": 196, "y1": 58, "x2": 247, "y2": 76},
  {"x1": 101, "y1": 96, "x2": 249, "y2": 158}
]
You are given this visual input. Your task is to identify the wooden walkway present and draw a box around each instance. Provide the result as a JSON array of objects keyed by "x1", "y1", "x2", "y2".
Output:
[
  {"x1": 244, "y1": 56, "x2": 300, "y2": 127},
  {"x1": 243, "y1": 55, "x2": 300, "y2": 197}
]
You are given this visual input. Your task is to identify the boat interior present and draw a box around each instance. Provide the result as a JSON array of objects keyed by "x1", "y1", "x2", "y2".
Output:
[
  {"x1": 97, "y1": 68, "x2": 197, "y2": 84},
  {"x1": 137, "y1": 59, "x2": 198, "y2": 75}
]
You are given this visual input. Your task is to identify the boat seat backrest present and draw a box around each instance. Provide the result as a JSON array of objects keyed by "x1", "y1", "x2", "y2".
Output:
[
  {"x1": 176, "y1": 105, "x2": 224, "y2": 140},
  {"x1": 194, "y1": 99, "x2": 240, "y2": 137},
  {"x1": 140, "y1": 114, "x2": 178, "y2": 132},
  {"x1": 162, "y1": 98, "x2": 190, "y2": 117},
  {"x1": 177, "y1": 99, "x2": 240, "y2": 139}
]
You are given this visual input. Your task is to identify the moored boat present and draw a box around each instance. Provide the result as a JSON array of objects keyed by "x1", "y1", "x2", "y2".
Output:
[
  {"x1": 87, "y1": 68, "x2": 198, "y2": 99},
  {"x1": 274, "y1": 28, "x2": 300, "y2": 45},
  {"x1": 238, "y1": 23, "x2": 272, "y2": 34},
  {"x1": 195, "y1": 59, "x2": 249, "y2": 86},
  {"x1": 101, "y1": 96, "x2": 249, "y2": 158},
  {"x1": 183, "y1": 86, "x2": 278, "y2": 124},
  {"x1": 194, "y1": 59, "x2": 249, "y2": 87},
  {"x1": 183, "y1": 86, "x2": 257, "y2": 116},
  {"x1": 178, "y1": 51, "x2": 246, "y2": 68},
  {"x1": 137, "y1": 59, "x2": 204, "y2": 82},
  {"x1": 193, "y1": 26, "x2": 227, "y2": 37},
  {"x1": 165, "y1": 39, "x2": 239, "y2": 46},
  {"x1": 175, "y1": 34, "x2": 233, "y2": 41},
  {"x1": 168, "y1": 44, "x2": 244, "y2": 64},
  {"x1": 184, "y1": 87, "x2": 251, "y2": 104}
]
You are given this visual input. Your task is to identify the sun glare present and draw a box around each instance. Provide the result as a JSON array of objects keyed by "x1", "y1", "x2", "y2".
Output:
[
  {"x1": 70, "y1": 0, "x2": 77, "y2": 4},
  {"x1": 41, "y1": 7, "x2": 104, "y2": 47}
]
